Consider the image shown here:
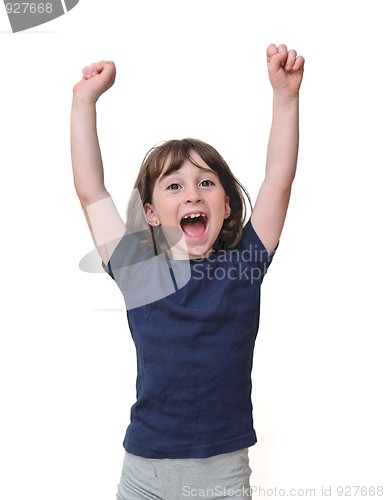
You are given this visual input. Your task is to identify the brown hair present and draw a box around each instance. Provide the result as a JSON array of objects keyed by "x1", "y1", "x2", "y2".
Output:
[{"x1": 129, "y1": 138, "x2": 252, "y2": 251}]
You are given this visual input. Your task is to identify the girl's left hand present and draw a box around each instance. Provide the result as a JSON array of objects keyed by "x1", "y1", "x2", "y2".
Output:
[{"x1": 267, "y1": 43, "x2": 305, "y2": 96}]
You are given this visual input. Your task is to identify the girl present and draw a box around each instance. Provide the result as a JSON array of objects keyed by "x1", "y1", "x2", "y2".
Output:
[{"x1": 71, "y1": 43, "x2": 304, "y2": 499}]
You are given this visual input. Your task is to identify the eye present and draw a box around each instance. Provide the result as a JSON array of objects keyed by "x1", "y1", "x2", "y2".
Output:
[
  {"x1": 200, "y1": 179, "x2": 214, "y2": 187},
  {"x1": 167, "y1": 182, "x2": 181, "y2": 190}
]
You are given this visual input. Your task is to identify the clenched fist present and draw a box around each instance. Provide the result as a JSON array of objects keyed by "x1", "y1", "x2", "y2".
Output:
[
  {"x1": 73, "y1": 61, "x2": 116, "y2": 104},
  {"x1": 266, "y1": 44, "x2": 304, "y2": 96}
]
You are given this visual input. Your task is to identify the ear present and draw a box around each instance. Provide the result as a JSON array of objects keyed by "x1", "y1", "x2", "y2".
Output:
[
  {"x1": 144, "y1": 203, "x2": 159, "y2": 226},
  {"x1": 224, "y1": 196, "x2": 231, "y2": 219}
]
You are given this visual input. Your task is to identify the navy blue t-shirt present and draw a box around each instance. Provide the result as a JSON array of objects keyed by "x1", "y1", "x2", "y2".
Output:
[{"x1": 104, "y1": 219, "x2": 276, "y2": 458}]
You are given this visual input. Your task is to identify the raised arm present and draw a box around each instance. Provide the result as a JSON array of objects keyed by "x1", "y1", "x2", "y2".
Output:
[
  {"x1": 251, "y1": 43, "x2": 305, "y2": 254},
  {"x1": 71, "y1": 61, "x2": 126, "y2": 264}
]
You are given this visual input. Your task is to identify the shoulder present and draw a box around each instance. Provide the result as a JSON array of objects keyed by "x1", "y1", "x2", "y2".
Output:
[{"x1": 231, "y1": 218, "x2": 278, "y2": 271}]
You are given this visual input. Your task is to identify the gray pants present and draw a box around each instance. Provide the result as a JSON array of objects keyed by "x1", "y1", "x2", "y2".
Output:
[{"x1": 116, "y1": 448, "x2": 252, "y2": 499}]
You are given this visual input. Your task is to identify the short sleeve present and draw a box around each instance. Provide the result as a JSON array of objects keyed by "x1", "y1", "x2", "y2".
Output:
[
  {"x1": 239, "y1": 218, "x2": 278, "y2": 278},
  {"x1": 102, "y1": 228, "x2": 191, "y2": 310},
  {"x1": 101, "y1": 229, "x2": 154, "y2": 280}
]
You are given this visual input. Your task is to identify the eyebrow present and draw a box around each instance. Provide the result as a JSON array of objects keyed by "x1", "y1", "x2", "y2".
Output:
[{"x1": 158, "y1": 164, "x2": 214, "y2": 182}]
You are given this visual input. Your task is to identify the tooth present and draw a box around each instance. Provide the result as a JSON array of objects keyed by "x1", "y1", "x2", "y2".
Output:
[{"x1": 182, "y1": 213, "x2": 204, "y2": 219}]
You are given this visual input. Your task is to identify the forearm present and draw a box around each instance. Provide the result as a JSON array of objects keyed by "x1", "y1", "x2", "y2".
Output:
[
  {"x1": 71, "y1": 96, "x2": 109, "y2": 207},
  {"x1": 264, "y1": 92, "x2": 299, "y2": 190}
]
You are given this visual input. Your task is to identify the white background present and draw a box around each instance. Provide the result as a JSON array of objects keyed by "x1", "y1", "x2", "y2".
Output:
[{"x1": 1, "y1": 1, "x2": 384, "y2": 498}]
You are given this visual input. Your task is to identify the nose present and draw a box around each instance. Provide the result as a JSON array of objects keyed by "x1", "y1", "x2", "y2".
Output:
[{"x1": 184, "y1": 184, "x2": 202, "y2": 203}]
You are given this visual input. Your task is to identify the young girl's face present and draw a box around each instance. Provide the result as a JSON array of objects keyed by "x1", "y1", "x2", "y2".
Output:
[{"x1": 145, "y1": 151, "x2": 231, "y2": 259}]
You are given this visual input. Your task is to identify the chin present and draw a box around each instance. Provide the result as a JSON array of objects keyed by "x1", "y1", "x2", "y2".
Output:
[{"x1": 187, "y1": 244, "x2": 213, "y2": 259}]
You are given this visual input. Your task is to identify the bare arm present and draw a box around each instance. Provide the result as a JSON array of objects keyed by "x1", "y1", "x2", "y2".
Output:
[
  {"x1": 252, "y1": 44, "x2": 305, "y2": 254},
  {"x1": 71, "y1": 61, "x2": 126, "y2": 264},
  {"x1": 71, "y1": 98, "x2": 108, "y2": 207}
]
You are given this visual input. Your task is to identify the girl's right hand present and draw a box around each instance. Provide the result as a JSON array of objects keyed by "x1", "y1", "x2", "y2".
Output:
[{"x1": 72, "y1": 61, "x2": 116, "y2": 104}]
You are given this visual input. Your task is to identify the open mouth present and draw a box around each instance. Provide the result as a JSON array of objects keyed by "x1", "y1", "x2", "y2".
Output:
[{"x1": 180, "y1": 213, "x2": 208, "y2": 239}]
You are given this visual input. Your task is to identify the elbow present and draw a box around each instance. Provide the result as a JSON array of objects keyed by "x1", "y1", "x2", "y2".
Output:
[
  {"x1": 75, "y1": 187, "x2": 110, "y2": 210},
  {"x1": 262, "y1": 177, "x2": 293, "y2": 195}
]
